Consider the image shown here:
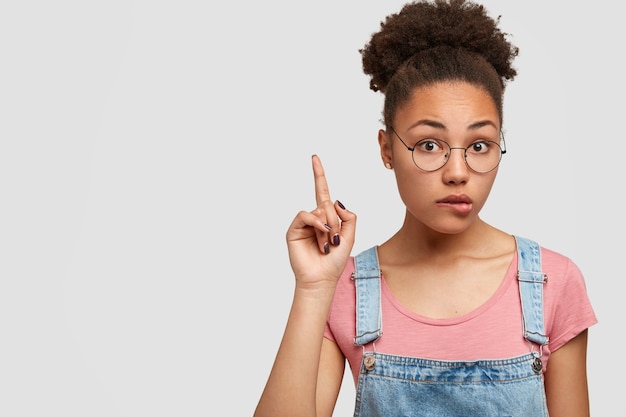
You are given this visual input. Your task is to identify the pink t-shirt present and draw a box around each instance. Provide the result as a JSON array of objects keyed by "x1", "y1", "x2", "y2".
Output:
[{"x1": 324, "y1": 245, "x2": 598, "y2": 385}]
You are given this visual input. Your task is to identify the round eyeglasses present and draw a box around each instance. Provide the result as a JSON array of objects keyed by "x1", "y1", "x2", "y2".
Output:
[{"x1": 390, "y1": 126, "x2": 506, "y2": 173}]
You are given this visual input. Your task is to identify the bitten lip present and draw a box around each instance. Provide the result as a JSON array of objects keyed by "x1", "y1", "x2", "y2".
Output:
[{"x1": 436, "y1": 194, "x2": 473, "y2": 204}]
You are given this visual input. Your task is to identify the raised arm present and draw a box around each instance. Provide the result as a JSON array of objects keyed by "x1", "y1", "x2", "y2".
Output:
[{"x1": 254, "y1": 155, "x2": 356, "y2": 417}]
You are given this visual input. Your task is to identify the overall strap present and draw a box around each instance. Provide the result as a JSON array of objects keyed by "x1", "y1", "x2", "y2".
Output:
[
  {"x1": 352, "y1": 246, "x2": 383, "y2": 346},
  {"x1": 515, "y1": 235, "x2": 549, "y2": 346}
]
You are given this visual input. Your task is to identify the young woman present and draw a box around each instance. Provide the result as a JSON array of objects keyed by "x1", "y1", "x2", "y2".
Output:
[{"x1": 254, "y1": 1, "x2": 597, "y2": 416}]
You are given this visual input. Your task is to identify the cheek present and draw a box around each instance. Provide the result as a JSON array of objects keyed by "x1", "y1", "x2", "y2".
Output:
[
  {"x1": 470, "y1": 174, "x2": 498, "y2": 211},
  {"x1": 393, "y1": 168, "x2": 498, "y2": 214},
  {"x1": 393, "y1": 168, "x2": 433, "y2": 206}
]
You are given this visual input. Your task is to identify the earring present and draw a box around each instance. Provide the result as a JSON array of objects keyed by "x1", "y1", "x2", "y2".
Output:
[{"x1": 384, "y1": 162, "x2": 392, "y2": 169}]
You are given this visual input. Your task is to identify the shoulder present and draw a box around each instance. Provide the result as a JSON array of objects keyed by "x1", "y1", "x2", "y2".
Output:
[
  {"x1": 536, "y1": 244, "x2": 589, "y2": 300},
  {"x1": 539, "y1": 245, "x2": 584, "y2": 283},
  {"x1": 536, "y1": 244, "x2": 598, "y2": 350},
  {"x1": 516, "y1": 236, "x2": 581, "y2": 280}
]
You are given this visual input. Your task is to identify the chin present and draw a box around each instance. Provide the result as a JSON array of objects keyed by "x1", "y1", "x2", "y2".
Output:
[{"x1": 428, "y1": 218, "x2": 476, "y2": 235}]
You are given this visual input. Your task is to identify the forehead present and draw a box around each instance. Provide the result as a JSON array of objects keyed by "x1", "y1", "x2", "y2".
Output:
[{"x1": 394, "y1": 82, "x2": 500, "y2": 131}]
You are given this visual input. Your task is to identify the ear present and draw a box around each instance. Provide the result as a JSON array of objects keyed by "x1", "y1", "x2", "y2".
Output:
[{"x1": 378, "y1": 129, "x2": 393, "y2": 169}]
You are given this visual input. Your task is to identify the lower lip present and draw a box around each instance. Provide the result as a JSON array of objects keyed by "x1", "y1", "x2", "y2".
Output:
[{"x1": 438, "y1": 202, "x2": 473, "y2": 215}]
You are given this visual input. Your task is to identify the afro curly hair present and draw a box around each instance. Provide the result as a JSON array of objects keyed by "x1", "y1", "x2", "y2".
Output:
[{"x1": 360, "y1": 0, "x2": 519, "y2": 127}]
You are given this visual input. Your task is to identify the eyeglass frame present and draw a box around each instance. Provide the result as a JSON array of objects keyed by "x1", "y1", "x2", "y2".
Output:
[{"x1": 389, "y1": 125, "x2": 507, "y2": 173}]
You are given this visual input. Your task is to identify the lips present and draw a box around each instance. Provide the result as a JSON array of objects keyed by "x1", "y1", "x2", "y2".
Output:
[
  {"x1": 437, "y1": 194, "x2": 473, "y2": 204},
  {"x1": 436, "y1": 194, "x2": 473, "y2": 215}
]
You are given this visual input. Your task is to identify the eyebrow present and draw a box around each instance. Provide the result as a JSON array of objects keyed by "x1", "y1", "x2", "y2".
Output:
[{"x1": 408, "y1": 119, "x2": 498, "y2": 131}]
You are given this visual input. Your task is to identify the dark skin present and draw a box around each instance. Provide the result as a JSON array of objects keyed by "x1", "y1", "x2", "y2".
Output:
[
  {"x1": 254, "y1": 155, "x2": 356, "y2": 417},
  {"x1": 544, "y1": 330, "x2": 590, "y2": 416},
  {"x1": 254, "y1": 82, "x2": 591, "y2": 417}
]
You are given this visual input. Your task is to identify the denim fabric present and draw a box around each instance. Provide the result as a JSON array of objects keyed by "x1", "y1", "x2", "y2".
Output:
[
  {"x1": 516, "y1": 237, "x2": 549, "y2": 346},
  {"x1": 351, "y1": 246, "x2": 383, "y2": 346},
  {"x1": 354, "y1": 353, "x2": 548, "y2": 417},
  {"x1": 351, "y1": 236, "x2": 549, "y2": 417}
]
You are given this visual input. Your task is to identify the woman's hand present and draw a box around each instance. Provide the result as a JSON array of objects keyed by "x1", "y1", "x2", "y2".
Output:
[{"x1": 286, "y1": 155, "x2": 356, "y2": 290}]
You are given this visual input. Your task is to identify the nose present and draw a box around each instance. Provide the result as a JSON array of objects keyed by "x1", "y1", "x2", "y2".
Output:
[{"x1": 441, "y1": 147, "x2": 469, "y2": 184}]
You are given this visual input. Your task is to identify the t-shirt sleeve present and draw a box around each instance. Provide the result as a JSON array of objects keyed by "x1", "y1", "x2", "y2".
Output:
[{"x1": 545, "y1": 254, "x2": 598, "y2": 352}]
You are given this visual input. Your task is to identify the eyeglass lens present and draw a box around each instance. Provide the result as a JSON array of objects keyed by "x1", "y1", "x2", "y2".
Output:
[{"x1": 411, "y1": 138, "x2": 502, "y2": 173}]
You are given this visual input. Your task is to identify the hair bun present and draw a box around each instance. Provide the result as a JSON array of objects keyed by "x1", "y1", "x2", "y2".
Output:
[{"x1": 360, "y1": 0, "x2": 518, "y2": 93}]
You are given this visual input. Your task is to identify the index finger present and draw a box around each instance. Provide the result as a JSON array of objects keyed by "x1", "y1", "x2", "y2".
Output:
[{"x1": 312, "y1": 154, "x2": 331, "y2": 206}]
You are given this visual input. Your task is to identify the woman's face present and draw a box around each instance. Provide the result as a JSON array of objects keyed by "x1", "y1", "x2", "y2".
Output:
[{"x1": 379, "y1": 81, "x2": 502, "y2": 235}]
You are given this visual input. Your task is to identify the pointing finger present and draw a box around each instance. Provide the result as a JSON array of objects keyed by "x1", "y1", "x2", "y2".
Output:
[{"x1": 312, "y1": 155, "x2": 332, "y2": 207}]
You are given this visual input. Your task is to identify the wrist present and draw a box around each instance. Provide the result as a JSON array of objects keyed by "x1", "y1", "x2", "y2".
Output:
[{"x1": 293, "y1": 282, "x2": 337, "y2": 303}]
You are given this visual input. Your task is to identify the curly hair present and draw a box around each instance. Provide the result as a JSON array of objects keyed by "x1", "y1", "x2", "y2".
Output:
[{"x1": 360, "y1": 0, "x2": 519, "y2": 127}]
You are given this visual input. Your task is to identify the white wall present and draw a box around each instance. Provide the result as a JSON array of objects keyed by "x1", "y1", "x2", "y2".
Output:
[{"x1": 0, "y1": 1, "x2": 619, "y2": 415}]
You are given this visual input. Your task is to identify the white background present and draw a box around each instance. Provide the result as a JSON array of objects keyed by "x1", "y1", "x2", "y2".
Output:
[{"x1": 0, "y1": 1, "x2": 621, "y2": 415}]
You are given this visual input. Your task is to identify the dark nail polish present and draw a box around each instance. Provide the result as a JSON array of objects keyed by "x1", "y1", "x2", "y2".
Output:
[
  {"x1": 324, "y1": 224, "x2": 332, "y2": 231},
  {"x1": 333, "y1": 233, "x2": 340, "y2": 246},
  {"x1": 337, "y1": 200, "x2": 346, "y2": 210},
  {"x1": 324, "y1": 242, "x2": 330, "y2": 254}
]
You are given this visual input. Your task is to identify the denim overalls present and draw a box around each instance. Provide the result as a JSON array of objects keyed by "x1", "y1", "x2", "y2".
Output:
[{"x1": 351, "y1": 236, "x2": 549, "y2": 417}]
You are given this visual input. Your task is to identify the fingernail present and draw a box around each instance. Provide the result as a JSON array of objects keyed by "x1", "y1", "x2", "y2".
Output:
[
  {"x1": 337, "y1": 200, "x2": 346, "y2": 210},
  {"x1": 333, "y1": 233, "x2": 340, "y2": 246},
  {"x1": 324, "y1": 224, "x2": 332, "y2": 231},
  {"x1": 323, "y1": 242, "x2": 330, "y2": 254}
]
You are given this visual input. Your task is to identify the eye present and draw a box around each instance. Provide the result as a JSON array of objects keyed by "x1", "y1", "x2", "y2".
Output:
[
  {"x1": 468, "y1": 141, "x2": 492, "y2": 154},
  {"x1": 415, "y1": 139, "x2": 445, "y2": 153}
]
